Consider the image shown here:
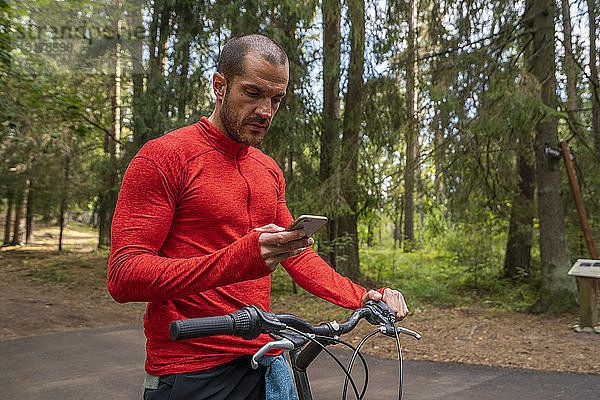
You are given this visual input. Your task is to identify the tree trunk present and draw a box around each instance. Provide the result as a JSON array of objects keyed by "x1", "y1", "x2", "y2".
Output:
[
  {"x1": 98, "y1": 116, "x2": 119, "y2": 247},
  {"x1": 337, "y1": 0, "x2": 365, "y2": 279},
  {"x1": 144, "y1": 1, "x2": 170, "y2": 142},
  {"x1": 10, "y1": 189, "x2": 24, "y2": 246},
  {"x1": 156, "y1": 2, "x2": 172, "y2": 126},
  {"x1": 157, "y1": 2, "x2": 171, "y2": 78},
  {"x1": 58, "y1": 152, "x2": 71, "y2": 252},
  {"x1": 3, "y1": 192, "x2": 13, "y2": 245},
  {"x1": 98, "y1": 24, "x2": 122, "y2": 248},
  {"x1": 132, "y1": 72, "x2": 145, "y2": 150},
  {"x1": 320, "y1": 0, "x2": 342, "y2": 268},
  {"x1": 403, "y1": 0, "x2": 418, "y2": 252},
  {"x1": 131, "y1": 2, "x2": 147, "y2": 150},
  {"x1": 98, "y1": 8, "x2": 123, "y2": 248},
  {"x1": 433, "y1": 103, "x2": 444, "y2": 201},
  {"x1": 25, "y1": 179, "x2": 34, "y2": 244},
  {"x1": 175, "y1": 0, "x2": 194, "y2": 125},
  {"x1": 527, "y1": 0, "x2": 577, "y2": 312},
  {"x1": 587, "y1": 0, "x2": 600, "y2": 155},
  {"x1": 560, "y1": 0, "x2": 583, "y2": 139},
  {"x1": 112, "y1": 16, "x2": 121, "y2": 158},
  {"x1": 504, "y1": 139, "x2": 535, "y2": 280},
  {"x1": 321, "y1": 0, "x2": 341, "y2": 180},
  {"x1": 429, "y1": 4, "x2": 445, "y2": 205}
]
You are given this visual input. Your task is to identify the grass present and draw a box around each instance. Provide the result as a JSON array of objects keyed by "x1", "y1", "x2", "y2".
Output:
[
  {"x1": 1, "y1": 218, "x2": 109, "y2": 290},
  {"x1": 2, "y1": 220, "x2": 543, "y2": 317},
  {"x1": 359, "y1": 246, "x2": 540, "y2": 312},
  {"x1": 3, "y1": 249, "x2": 109, "y2": 291},
  {"x1": 25, "y1": 251, "x2": 108, "y2": 288},
  {"x1": 2, "y1": 243, "x2": 551, "y2": 322}
]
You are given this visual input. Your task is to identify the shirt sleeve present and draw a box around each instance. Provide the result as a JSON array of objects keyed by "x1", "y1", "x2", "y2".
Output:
[
  {"x1": 273, "y1": 173, "x2": 368, "y2": 309},
  {"x1": 107, "y1": 156, "x2": 271, "y2": 303}
]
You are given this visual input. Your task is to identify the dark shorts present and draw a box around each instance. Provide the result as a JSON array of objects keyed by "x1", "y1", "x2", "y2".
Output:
[{"x1": 143, "y1": 356, "x2": 267, "y2": 400}]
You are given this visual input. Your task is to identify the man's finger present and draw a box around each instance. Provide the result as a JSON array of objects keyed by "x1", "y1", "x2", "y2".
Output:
[
  {"x1": 259, "y1": 229, "x2": 307, "y2": 246},
  {"x1": 254, "y1": 224, "x2": 285, "y2": 233},
  {"x1": 361, "y1": 289, "x2": 382, "y2": 306},
  {"x1": 381, "y1": 288, "x2": 409, "y2": 320},
  {"x1": 261, "y1": 237, "x2": 313, "y2": 259}
]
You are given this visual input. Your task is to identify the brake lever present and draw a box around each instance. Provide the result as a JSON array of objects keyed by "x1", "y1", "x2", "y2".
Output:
[
  {"x1": 363, "y1": 300, "x2": 396, "y2": 326},
  {"x1": 250, "y1": 338, "x2": 294, "y2": 369},
  {"x1": 276, "y1": 330, "x2": 312, "y2": 347},
  {"x1": 381, "y1": 325, "x2": 422, "y2": 340}
]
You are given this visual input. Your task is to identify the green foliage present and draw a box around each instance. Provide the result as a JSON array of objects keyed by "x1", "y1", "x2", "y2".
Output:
[
  {"x1": 2, "y1": 0, "x2": 596, "y2": 314},
  {"x1": 359, "y1": 222, "x2": 540, "y2": 311},
  {"x1": 421, "y1": 198, "x2": 448, "y2": 241}
]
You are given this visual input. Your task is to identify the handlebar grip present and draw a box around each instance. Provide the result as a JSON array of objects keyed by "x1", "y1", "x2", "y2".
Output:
[{"x1": 170, "y1": 315, "x2": 234, "y2": 340}]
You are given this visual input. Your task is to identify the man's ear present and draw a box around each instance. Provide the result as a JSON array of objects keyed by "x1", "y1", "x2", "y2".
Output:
[{"x1": 213, "y1": 72, "x2": 227, "y2": 102}]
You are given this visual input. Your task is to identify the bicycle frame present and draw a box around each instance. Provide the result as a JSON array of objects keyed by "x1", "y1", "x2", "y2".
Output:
[
  {"x1": 288, "y1": 340, "x2": 324, "y2": 400},
  {"x1": 290, "y1": 356, "x2": 312, "y2": 399}
]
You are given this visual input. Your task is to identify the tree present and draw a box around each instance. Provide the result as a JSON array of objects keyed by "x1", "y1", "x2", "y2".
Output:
[
  {"x1": 97, "y1": 3, "x2": 124, "y2": 248},
  {"x1": 587, "y1": 0, "x2": 600, "y2": 155},
  {"x1": 526, "y1": 0, "x2": 577, "y2": 311},
  {"x1": 560, "y1": 0, "x2": 583, "y2": 140},
  {"x1": 403, "y1": 0, "x2": 418, "y2": 251},
  {"x1": 504, "y1": 131, "x2": 536, "y2": 280},
  {"x1": 337, "y1": 0, "x2": 365, "y2": 278},
  {"x1": 320, "y1": 0, "x2": 342, "y2": 268}
]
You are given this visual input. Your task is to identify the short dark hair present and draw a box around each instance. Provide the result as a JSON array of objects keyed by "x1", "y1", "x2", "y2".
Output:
[{"x1": 217, "y1": 34, "x2": 288, "y2": 82}]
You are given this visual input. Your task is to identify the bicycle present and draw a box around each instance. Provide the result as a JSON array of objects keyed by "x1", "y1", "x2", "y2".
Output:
[{"x1": 169, "y1": 300, "x2": 421, "y2": 399}]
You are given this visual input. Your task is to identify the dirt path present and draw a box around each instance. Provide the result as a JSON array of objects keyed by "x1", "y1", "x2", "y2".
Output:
[
  {"x1": 0, "y1": 221, "x2": 147, "y2": 341},
  {"x1": 1, "y1": 222, "x2": 599, "y2": 375},
  {"x1": 0, "y1": 280, "x2": 145, "y2": 341}
]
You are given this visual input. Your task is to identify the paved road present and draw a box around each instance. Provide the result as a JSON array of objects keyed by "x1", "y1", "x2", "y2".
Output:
[{"x1": 1, "y1": 325, "x2": 598, "y2": 399}]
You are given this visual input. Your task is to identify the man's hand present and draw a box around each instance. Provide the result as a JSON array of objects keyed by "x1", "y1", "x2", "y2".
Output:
[
  {"x1": 361, "y1": 288, "x2": 409, "y2": 320},
  {"x1": 255, "y1": 224, "x2": 314, "y2": 270}
]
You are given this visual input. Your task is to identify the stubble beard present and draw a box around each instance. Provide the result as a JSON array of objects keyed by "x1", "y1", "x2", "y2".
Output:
[{"x1": 220, "y1": 91, "x2": 268, "y2": 147}]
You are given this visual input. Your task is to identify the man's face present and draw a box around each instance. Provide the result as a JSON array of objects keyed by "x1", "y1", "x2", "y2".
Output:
[{"x1": 219, "y1": 52, "x2": 289, "y2": 146}]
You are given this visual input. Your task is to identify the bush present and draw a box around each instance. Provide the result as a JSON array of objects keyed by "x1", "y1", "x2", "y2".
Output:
[{"x1": 359, "y1": 223, "x2": 539, "y2": 311}]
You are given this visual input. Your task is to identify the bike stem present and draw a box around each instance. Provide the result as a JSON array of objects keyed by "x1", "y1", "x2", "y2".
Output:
[{"x1": 289, "y1": 343, "x2": 321, "y2": 400}]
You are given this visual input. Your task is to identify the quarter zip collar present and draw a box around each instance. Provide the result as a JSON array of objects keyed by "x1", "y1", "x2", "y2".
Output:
[{"x1": 196, "y1": 116, "x2": 251, "y2": 160}]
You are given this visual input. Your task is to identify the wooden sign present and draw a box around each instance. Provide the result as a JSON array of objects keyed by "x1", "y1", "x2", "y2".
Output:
[{"x1": 568, "y1": 259, "x2": 600, "y2": 279}]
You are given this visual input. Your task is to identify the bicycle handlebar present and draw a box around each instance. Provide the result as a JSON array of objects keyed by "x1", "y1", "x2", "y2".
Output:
[
  {"x1": 170, "y1": 314, "x2": 235, "y2": 341},
  {"x1": 170, "y1": 300, "x2": 413, "y2": 342},
  {"x1": 170, "y1": 305, "x2": 287, "y2": 341},
  {"x1": 169, "y1": 300, "x2": 421, "y2": 400}
]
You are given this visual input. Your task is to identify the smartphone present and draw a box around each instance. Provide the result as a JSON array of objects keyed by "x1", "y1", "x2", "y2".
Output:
[{"x1": 285, "y1": 215, "x2": 328, "y2": 238}]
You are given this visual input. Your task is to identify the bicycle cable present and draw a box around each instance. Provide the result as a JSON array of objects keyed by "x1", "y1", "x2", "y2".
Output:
[
  {"x1": 313, "y1": 334, "x2": 370, "y2": 400},
  {"x1": 341, "y1": 329, "x2": 379, "y2": 400},
  {"x1": 287, "y1": 327, "x2": 362, "y2": 400},
  {"x1": 394, "y1": 325, "x2": 403, "y2": 400}
]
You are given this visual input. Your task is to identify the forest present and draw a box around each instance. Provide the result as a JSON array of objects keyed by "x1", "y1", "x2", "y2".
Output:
[{"x1": 1, "y1": 0, "x2": 599, "y2": 315}]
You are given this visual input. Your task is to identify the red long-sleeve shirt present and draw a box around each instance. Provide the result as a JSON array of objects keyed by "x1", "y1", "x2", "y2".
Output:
[{"x1": 108, "y1": 117, "x2": 368, "y2": 375}]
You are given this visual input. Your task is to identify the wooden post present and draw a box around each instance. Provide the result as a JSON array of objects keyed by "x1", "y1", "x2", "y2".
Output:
[{"x1": 560, "y1": 141, "x2": 598, "y2": 328}]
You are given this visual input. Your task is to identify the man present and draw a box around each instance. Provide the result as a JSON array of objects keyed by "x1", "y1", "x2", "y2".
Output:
[{"x1": 108, "y1": 34, "x2": 408, "y2": 400}]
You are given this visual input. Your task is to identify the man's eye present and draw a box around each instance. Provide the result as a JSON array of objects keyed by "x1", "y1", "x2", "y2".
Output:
[{"x1": 247, "y1": 91, "x2": 258, "y2": 97}]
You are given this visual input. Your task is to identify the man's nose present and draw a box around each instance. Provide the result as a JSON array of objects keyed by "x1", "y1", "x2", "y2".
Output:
[{"x1": 256, "y1": 98, "x2": 272, "y2": 120}]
